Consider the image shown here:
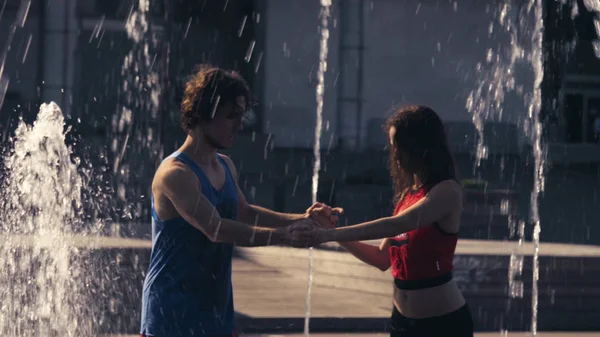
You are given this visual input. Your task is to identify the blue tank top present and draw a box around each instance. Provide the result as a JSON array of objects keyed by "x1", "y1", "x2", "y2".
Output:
[{"x1": 140, "y1": 151, "x2": 239, "y2": 336}]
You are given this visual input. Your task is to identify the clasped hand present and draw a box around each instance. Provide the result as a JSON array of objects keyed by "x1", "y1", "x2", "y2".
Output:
[{"x1": 285, "y1": 202, "x2": 343, "y2": 248}]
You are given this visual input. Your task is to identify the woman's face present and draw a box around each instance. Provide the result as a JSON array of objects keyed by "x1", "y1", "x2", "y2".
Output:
[
  {"x1": 389, "y1": 126, "x2": 405, "y2": 171},
  {"x1": 390, "y1": 125, "x2": 417, "y2": 174}
]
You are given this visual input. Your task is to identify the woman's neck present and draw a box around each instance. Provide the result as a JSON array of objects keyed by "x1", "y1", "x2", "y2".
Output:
[{"x1": 412, "y1": 174, "x2": 423, "y2": 190}]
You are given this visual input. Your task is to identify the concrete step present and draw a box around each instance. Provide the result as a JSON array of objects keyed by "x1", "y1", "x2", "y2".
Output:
[
  {"x1": 108, "y1": 333, "x2": 600, "y2": 337},
  {"x1": 5, "y1": 236, "x2": 599, "y2": 334},
  {"x1": 236, "y1": 243, "x2": 600, "y2": 332}
]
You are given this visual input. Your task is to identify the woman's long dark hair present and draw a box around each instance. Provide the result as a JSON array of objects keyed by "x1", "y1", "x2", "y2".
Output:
[{"x1": 384, "y1": 105, "x2": 457, "y2": 203}]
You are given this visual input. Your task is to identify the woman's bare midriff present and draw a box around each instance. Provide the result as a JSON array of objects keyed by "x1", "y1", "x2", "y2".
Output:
[{"x1": 393, "y1": 279, "x2": 466, "y2": 318}]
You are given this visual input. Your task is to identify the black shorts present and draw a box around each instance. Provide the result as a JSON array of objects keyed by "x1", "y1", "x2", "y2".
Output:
[{"x1": 390, "y1": 304, "x2": 474, "y2": 337}]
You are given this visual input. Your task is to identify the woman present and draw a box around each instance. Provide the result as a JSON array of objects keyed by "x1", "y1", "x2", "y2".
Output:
[{"x1": 304, "y1": 105, "x2": 473, "y2": 337}]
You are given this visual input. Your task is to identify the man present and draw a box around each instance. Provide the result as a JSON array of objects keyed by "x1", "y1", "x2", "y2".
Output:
[{"x1": 140, "y1": 65, "x2": 337, "y2": 337}]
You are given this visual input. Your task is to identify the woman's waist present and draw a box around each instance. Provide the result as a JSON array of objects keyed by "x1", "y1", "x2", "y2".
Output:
[
  {"x1": 393, "y1": 280, "x2": 465, "y2": 318},
  {"x1": 392, "y1": 267, "x2": 455, "y2": 289}
]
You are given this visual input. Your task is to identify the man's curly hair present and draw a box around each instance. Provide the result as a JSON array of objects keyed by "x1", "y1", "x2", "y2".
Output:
[{"x1": 180, "y1": 65, "x2": 253, "y2": 133}]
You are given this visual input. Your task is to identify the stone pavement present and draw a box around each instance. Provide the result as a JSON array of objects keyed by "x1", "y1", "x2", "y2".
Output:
[
  {"x1": 234, "y1": 240, "x2": 600, "y2": 332},
  {"x1": 4, "y1": 235, "x2": 600, "y2": 334},
  {"x1": 110, "y1": 332, "x2": 600, "y2": 336},
  {"x1": 231, "y1": 256, "x2": 390, "y2": 333},
  {"x1": 264, "y1": 334, "x2": 600, "y2": 337}
]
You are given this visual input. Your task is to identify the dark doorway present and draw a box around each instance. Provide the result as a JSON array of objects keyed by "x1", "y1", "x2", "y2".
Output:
[{"x1": 564, "y1": 94, "x2": 584, "y2": 143}]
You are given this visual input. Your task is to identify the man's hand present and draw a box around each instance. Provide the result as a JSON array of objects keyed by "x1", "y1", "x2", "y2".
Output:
[
  {"x1": 306, "y1": 202, "x2": 344, "y2": 229},
  {"x1": 288, "y1": 220, "x2": 331, "y2": 248},
  {"x1": 279, "y1": 218, "x2": 320, "y2": 248}
]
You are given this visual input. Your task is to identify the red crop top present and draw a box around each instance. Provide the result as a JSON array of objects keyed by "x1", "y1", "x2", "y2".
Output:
[{"x1": 388, "y1": 186, "x2": 458, "y2": 290}]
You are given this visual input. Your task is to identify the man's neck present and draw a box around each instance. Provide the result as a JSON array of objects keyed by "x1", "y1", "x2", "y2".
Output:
[{"x1": 179, "y1": 135, "x2": 218, "y2": 166}]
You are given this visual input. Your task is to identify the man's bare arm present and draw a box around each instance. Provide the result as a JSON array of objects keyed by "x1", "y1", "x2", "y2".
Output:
[
  {"x1": 157, "y1": 161, "x2": 295, "y2": 246},
  {"x1": 220, "y1": 155, "x2": 308, "y2": 228},
  {"x1": 244, "y1": 205, "x2": 307, "y2": 228}
]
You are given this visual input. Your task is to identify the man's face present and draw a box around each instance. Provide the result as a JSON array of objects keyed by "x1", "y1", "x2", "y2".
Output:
[{"x1": 201, "y1": 96, "x2": 246, "y2": 149}]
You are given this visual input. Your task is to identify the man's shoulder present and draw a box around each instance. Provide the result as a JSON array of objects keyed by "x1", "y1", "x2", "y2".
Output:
[
  {"x1": 217, "y1": 153, "x2": 234, "y2": 166},
  {"x1": 217, "y1": 153, "x2": 237, "y2": 175},
  {"x1": 153, "y1": 159, "x2": 195, "y2": 192}
]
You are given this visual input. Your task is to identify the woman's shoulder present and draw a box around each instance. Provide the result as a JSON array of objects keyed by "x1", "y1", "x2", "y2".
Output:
[{"x1": 427, "y1": 179, "x2": 463, "y2": 201}]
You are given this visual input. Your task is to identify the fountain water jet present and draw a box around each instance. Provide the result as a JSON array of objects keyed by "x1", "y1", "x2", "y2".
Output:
[
  {"x1": 527, "y1": 1, "x2": 545, "y2": 334},
  {"x1": 466, "y1": 0, "x2": 544, "y2": 334},
  {"x1": 111, "y1": 0, "x2": 163, "y2": 225},
  {"x1": 0, "y1": 102, "x2": 101, "y2": 336},
  {"x1": 305, "y1": 0, "x2": 332, "y2": 336}
]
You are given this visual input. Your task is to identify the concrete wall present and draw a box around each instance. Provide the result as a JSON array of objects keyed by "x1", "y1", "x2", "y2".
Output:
[
  {"x1": 0, "y1": 11, "x2": 40, "y2": 100},
  {"x1": 0, "y1": 9, "x2": 41, "y2": 126},
  {"x1": 0, "y1": 0, "x2": 80, "y2": 123},
  {"x1": 263, "y1": 0, "x2": 536, "y2": 149},
  {"x1": 262, "y1": 0, "x2": 340, "y2": 148}
]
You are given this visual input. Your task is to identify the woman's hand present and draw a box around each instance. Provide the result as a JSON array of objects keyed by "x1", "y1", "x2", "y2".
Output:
[{"x1": 306, "y1": 202, "x2": 343, "y2": 229}]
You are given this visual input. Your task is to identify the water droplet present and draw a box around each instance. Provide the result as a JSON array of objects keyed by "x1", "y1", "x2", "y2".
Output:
[
  {"x1": 593, "y1": 40, "x2": 600, "y2": 59},
  {"x1": 0, "y1": 75, "x2": 9, "y2": 109},
  {"x1": 184, "y1": 17, "x2": 192, "y2": 39},
  {"x1": 244, "y1": 41, "x2": 256, "y2": 63},
  {"x1": 283, "y1": 42, "x2": 291, "y2": 58},
  {"x1": 16, "y1": 0, "x2": 31, "y2": 28},
  {"x1": 254, "y1": 52, "x2": 263, "y2": 73},
  {"x1": 21, "y1": 34, "x2": 32, "y2": 63},
  {"x1": 238, "y1": 15, "x2": 248, "y2": 37},
  {"x1": 500, "y1": 199, "x2": 510, "y2": 215},
  {"x1": 210, "y1": 95, "x2": 221, "y2": 119}
]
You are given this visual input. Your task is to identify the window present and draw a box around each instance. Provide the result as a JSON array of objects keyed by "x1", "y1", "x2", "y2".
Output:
[{"x1": 561, "y1": 84, "x2": 600, "y2": 144}]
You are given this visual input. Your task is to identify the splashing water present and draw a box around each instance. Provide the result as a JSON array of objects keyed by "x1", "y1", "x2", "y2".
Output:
[
  {"x1": 478, "y1": 0, "x2": 600, "y2": 333},
  {"x1": 465, "y1": 0, "x2": 547, "y2": 331},
  {"x1": 467, "y1": 1, "x2": 526, "y2": 299},
  {"x1": 112, "y1": 0, "x2": 163, "y2": 220},
  {"x1": 584, "y1": 0, "x2": 600, "y2": 57},
  {"x1": 466, "y1": 2, "x2": 525, "y2": 169},
  {"x1": 116, "y1": 0, "x2": 161, "y2": 157},
  {"x1": 0, "y1": 102, "x2": 100, "y2": 336},
  {"x1": 467, "y1": 0, "x2": 545, "y2": 334},
  {"x1": 305, "y1": 0, "x2": 332, "y2": 336}
]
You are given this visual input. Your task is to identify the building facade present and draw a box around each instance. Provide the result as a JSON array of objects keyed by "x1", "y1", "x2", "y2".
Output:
[{"x1": 1, "y1": 0, "x2": 599, "y2": 243}]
